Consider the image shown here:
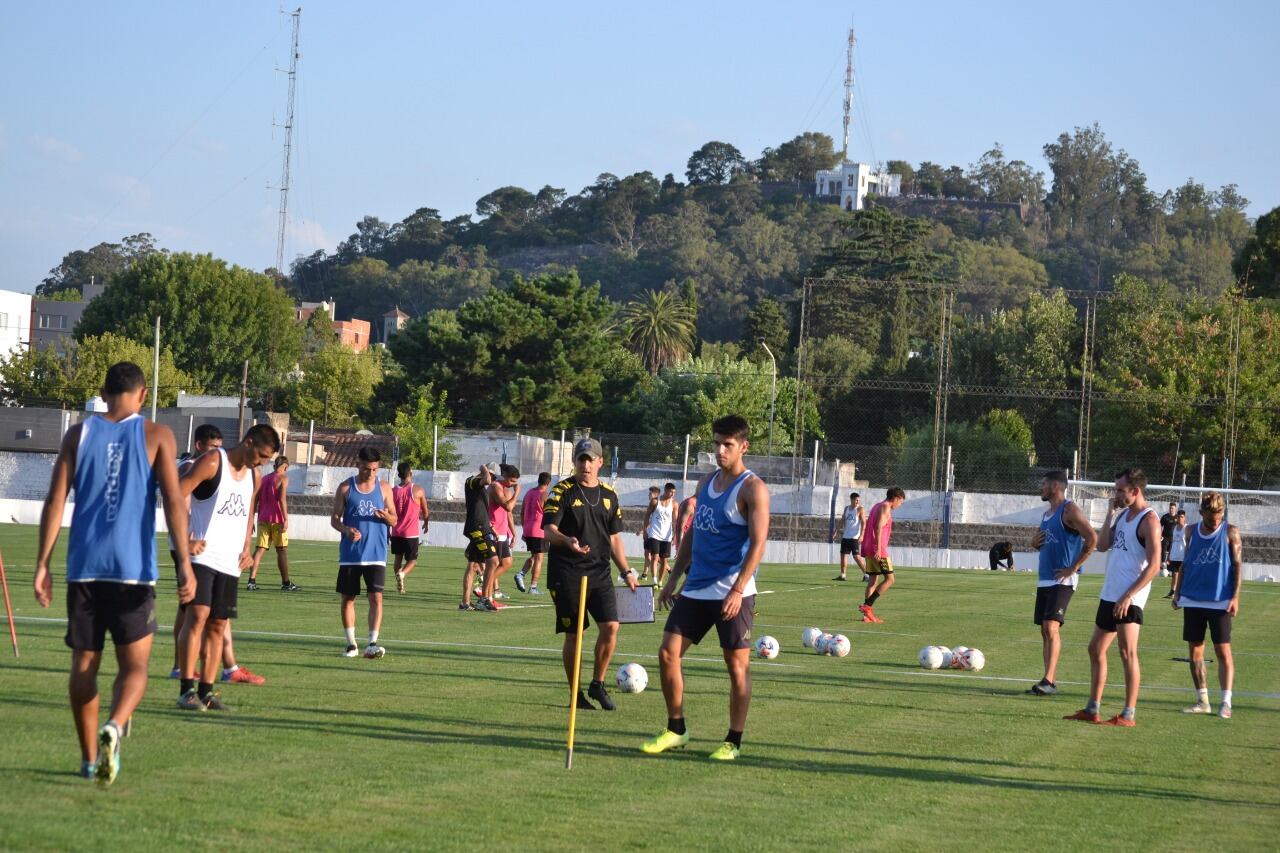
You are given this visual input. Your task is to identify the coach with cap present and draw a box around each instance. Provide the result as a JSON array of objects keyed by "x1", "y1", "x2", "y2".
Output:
[{"x1": 542, "y1": 437, "x2": 638, "y2": 711}]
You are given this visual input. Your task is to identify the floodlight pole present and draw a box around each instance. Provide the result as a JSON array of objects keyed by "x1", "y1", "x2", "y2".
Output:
[
  {"x1": 759, "y1": 341, "x2": 777, "y2": 459},
  {"x1": 151, "y1": 316, "x2": 160, "y2": 421}
]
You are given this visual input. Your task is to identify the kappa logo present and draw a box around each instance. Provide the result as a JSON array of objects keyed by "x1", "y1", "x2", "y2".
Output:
[
  {"x1": 217, "y1": 492, "x2": 248, "y2": 517},
  {"x1": 356, "y1": 499, "x2": 379, "y2": 517},
  {"x1": 1189, "y1": 545, "x2": 1221, "y2": 567},
  {"x1": 1113, "y1": 528, "x2": 1129, "y2": 551},
  {"x1": 693, "y1": 504, "x2": 720, "y2": 535},
  {"x1": 572, "y1": 498, "x2": 584, "y2": 508},
  {"x1": 104, "y1": 441, "x2": 124, "y2": 523}
]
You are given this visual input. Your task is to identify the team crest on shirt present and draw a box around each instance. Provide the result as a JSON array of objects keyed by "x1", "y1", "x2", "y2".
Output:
[
  {"x1": 217, "y1": 492, "x2": 249, "y2": 517},
  {"x1": 603, "y1": 497, "x2": 612, "y2": 510},
  {"x1": 356, "y1": 499, "x2": 379, "y2": 516}
]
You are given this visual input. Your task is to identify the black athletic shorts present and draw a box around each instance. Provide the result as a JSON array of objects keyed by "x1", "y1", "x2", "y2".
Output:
[
  {"x1": 192, "y1": 564, "x2": 239, "y2": 620},
  {"x1": 1033, "y1": 584, "x2": 1075, "y2": 625},
  {"x1": 495, "y1": 539, "x2": 512, "y2": 560},
  {"x1": 523, "y1": 536, "x2": 549, "y2": 554},
  {"x1": 390, "y1": 536, "x2": 420, "y2": 561},
  {"x1": 549, "y1": 573, "x2": 618, "y2": 633},
  {"x1": 337, "y1": 564, "x2": 386, "y2": 597},
  {"x1": 664, "y1": 594, "x2": 756, "y2": 650},
  {"x1": 464, "y1": 528, "x2": 497, "y2": 564},
  {"x1": 1168, "y1": 560, "x2": 1183, "y2": 573},
  {"x1": 1183, "y1": 606, "x2": 1232, "y2": 645},
  {"x1": 840, "y1": 537, "x2": 861, "y2": 556},
  {"x1": 1095, "y1": 599, "x2": 1144, "y2": 632},
  {"x1": 65, "y1": 582, "x2": 157, "y2": 651},
  {"x1": 643, "y1": 537, "x2": 672, "y2": 558}
]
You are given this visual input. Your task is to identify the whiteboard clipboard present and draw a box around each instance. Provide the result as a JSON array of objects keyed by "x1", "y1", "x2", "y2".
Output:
[{"x1": 615, "y1": 584, "x2": 656, "y2": 624}]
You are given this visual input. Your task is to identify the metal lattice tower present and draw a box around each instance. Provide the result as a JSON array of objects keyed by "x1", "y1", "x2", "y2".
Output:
[
  {"x1": 842, "y1": 29, "x2": 856, "y2": 161},
  {"x1": 274, "y1": 7, "x2": 302, "y2": 277}
]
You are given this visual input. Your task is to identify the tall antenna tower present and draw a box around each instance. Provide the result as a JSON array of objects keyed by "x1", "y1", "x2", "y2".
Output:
[
  {"x1": 841, "y1": 28, "x2": 855, "y2": 162},
  {"x1": 274, "y1": 7, "x2": 302, "y2": 277}
]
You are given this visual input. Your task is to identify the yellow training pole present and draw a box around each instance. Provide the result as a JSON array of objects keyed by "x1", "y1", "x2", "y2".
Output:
[
  {"x1": 565, "y1": 574, "x2": 589, "y2": 769},
  {"x1": 0, "y1": 551, "x2": 17, "y2": 657}
]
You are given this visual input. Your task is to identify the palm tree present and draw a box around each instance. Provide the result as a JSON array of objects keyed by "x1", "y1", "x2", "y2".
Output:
[{"x1": 619, "y1": 289, "x2": 697, "y2": 374}]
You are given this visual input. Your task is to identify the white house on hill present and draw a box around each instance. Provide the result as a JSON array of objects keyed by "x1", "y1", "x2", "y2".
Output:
[{"x1": 815, "y1": 161, "x2": 902, "y2": 211}]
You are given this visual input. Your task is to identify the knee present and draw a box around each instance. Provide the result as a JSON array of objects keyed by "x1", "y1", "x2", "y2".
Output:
[
  {"x1": 1117, "y1": 644, "x2": 1136, "y2": 664},
  {"x1": 658, "y1": 644, "x2": 680, "y2": 667}
]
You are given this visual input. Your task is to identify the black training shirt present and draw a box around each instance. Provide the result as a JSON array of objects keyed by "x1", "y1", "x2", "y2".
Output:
[
  {"x1": 464, "y1": 475, "x2": 492, "y2": 535},
  {"x1": 543, "y1": 476, "x2": 623, "y2": 577}
]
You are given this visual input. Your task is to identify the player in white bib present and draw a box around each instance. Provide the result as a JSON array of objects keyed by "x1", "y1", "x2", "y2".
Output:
[
  {"x1": 643, "y1": 482, "x2": 677, "y2": 585},
  {"x1": 832, "y1": 492, "x2": 867, "y2": 581},
  {"x1": 1064, "y1": 467, "x2": 1161, "y2": 727}
]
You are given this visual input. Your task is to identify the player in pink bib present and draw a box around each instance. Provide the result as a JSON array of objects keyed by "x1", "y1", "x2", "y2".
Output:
[{"x1": 390, "y1": 462, "x2": 430, "y2": 594}]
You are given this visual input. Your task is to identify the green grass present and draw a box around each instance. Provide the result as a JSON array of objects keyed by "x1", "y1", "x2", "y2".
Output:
[{"x1": 0, "y1": 524, "x2": 1277, "y2": 851}]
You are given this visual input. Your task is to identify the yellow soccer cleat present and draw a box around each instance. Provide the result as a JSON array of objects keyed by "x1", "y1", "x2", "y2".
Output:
[
  {"x1": 708, "y1": 741, "x2": 740, "y2": 761},
  {"x1": 640, "y1": 729, "x2": 689, "y2": 755}
]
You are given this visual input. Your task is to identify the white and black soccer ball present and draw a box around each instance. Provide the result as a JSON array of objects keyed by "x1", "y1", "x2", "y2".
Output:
[
  {"x1": 815, "y1": 633, "x2": 834, "y2": 655},
  {"x1": 936, "y1": 646, "x2": 954, "y2": 669},
  {"x1": 801, "y1": 627, "x2": 823, "y2": 649},
  {"x1": 918, "y1": 645, "x2": 943, "y2": 669},
  {"x1": 754, "y1": 635, "x2": 780, "y2": 660},
  {"x1": 950, "y1": 646, "x2": 970, "y2": 669},
  {"x1": 961, "y1": 648, "x2": 986, "y2": 672},
  {"x1": 828, "y1": 634, "x2": 851, "y2": 658},
  {"x1": 616, "y1": 662, "x2": 648, "y2": 693}
]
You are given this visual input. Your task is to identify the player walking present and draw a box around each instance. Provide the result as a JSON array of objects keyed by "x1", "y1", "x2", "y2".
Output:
[
  {"x1": 643, "y1": 482, "x2": 677, "y2": 586},
  {"x1": 390, "y1": 462, "x2": 429, "y2": 594},
  {"x1": 176, "y1": 425, "x2": 280, "y2": 712},
  {"x1": 543, "y1": 438, "x2": 638, "y2": 711},
  {"x1": 461, "y1": 465, "x2": 499, "y2": 611},
  {"x1": 859, "y1": 487, "x2": 906, "y2": 623},
  {"x1": 1163, "y1": 510, "x2": 1189, "y2": 598},
  {"x1": 515, "y1": 472, "x2": 551, "y2": 595},
  {"x1": 483, "y1": 465, "x2": 520, "y2": 604},
  {"x1": 34, "y1": 362, "x2": 194, "y2": 785},
  {"x1": 1027, "y1": 470, "x2": 1096, "y2": 695},
  {"x1": 673, "y1": 493, "x2": 696, "y2": 555},
  {"x1": 332, "y1": 447, "x2": 396, "y2": 657},
  {"x1": 1065, "y1": 468, "x2": 1161, "y2": 727},
  {"x1": 643, "y1": 415, "x2": 769, "y2": 761},
  {"x1": 1173, "y1": 492, "x2": 1242, "y2": 718},
  {"x1": 248, "y1": 456, "x2": 297, "y2": 591},
  {"x1": 832, "y1": 492, "x2": 866, "y2": 581}
]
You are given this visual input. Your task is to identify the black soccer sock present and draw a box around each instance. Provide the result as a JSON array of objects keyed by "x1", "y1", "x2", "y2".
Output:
[
  {"x1": 197, "y1": 681, "x2": 213, "y2": 700},
  {"x1": 668, "y1": 717, "x2": 686, "y2": 735},
  {"x1": 725, "y1": 729, "x2": 743, "y2": 748},
  {"x1": 865, "y1": 592, "x2": 880, "y2": 607},
  {"x1": 590, "y1": 680, "x2": 602, "y2": 689},
  {"x1": 180, "y1": 678, "x2": 195, "y2": 695}
]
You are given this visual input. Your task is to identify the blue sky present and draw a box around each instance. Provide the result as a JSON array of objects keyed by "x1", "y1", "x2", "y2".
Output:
[{"x1": 1, "y1": 1, "x2": 1276, "y2": 292}]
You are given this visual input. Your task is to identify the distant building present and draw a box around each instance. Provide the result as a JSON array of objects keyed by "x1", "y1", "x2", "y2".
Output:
[
  {"x1": 382, "y1": 307, "x2": 409, "y2": 344},
  {"x1": 0, "y1": 290, "x2": 33, "y2": 356},
  {"x1": 295, "y1": 299, "x2": 337, "y2": 324},
  {"x1": 815, "y1": 161, "x2": 902, "y2": 212},
  {"x1": 30, "y1": 280, "x2": 106, "y2": 355},
  {"x1": 333, "y1": 318, "x2": 371, "y2": 353}
]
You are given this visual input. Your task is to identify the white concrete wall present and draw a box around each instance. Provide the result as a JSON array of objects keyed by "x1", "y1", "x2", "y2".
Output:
[{"x1": 0, "y1": 289, "x2": 32, "y2": 356}]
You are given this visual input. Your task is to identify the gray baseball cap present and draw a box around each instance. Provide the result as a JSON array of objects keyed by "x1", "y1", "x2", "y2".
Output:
[{"x1": 574, "y1": 437, "x2": 603, "y2": 459}]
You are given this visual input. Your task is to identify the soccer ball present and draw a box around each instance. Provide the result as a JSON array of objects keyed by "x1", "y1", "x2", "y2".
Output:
[
  {"x1": 936, "y1": 646, "x2": 954, "y2": 669},
  {"x1": 814, "y1": 633, "x2": 833, "y2": 655},
  {"x1": 950, "y1": 646, "x2": 970, "y2": 669},
  {"x1": 616, "y1": 663, "x2": 648, "y2": 693},
  {"x1": 754, "y1": 635, "x2": 780, "y2": 660},
  {"x1": 828, "y1": 634, "x2": 851, "y2": 658},
  {"x1": 918, "y1": 645, "x2": 944, "y2": 669},
  {"x1": 801, "y1": 627, "x2": 823, "y2": 649},
  {"x1": 961, "y1": 648, "x2": 986, "y2": 672}
]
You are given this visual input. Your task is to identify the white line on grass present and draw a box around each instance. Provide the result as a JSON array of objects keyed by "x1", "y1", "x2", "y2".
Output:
[
  {"x1": 871, "y1": 668, "x2": 1280, "y2": 700},
  {"x1": 9, "y1": 615, "x2": 801, "y2": 669}
]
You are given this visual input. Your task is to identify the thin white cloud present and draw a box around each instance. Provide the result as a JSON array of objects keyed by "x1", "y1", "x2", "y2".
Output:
[
  {"x1": 286, "y1": 219, "x2": 331, "y2": 255},
  {"x1": 29, "y1": 134, "x2": 84, "y2": 163}
]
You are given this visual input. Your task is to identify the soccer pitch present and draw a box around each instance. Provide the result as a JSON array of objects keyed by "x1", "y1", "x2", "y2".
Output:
[{"x1": 1, "y1": 526, "x2": 1277, "y2": 851}]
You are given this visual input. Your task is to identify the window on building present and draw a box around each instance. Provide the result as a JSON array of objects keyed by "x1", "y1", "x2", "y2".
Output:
[
  {"x1": 0, "y1": 313, "x2": 8, "y2": 330},
  {"x1": 39, "y1": 314, "x2": 67, "y2": 330}
]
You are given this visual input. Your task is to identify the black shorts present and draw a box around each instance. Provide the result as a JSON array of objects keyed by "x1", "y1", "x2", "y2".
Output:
[
  {"x1": 840, "y1": 537, "x2": 861, "y2": 556},
  {"x1": 192, "y1": 564, "x2": 238, "y2": 620},
  {"x1": 65, "y1": 582, "x2": 157, "y2": 651},
  {"x1": 1168, "y1": 560, "x2": 1183, "y2": 573},
  {"x1": 644, "y1": 537, "x2": 672, "y2": 558},
  {"x1": 495, "y1": 540, "x2": 512, "y2": 560},
  {"x1": 464, "y1": 528, "x2": 497, "y2": 564},
  {"x1": 549, "y1": 574, "x2": 618, "y2": 634},
  {"x1": 1183, "y1": 607, "x2": 1232, "y2": 645},
  {"x1": 1033, "y1": 584, "x2": 1075, "y2": 625},
  {"x1": 390, "y1": 536, "x2": 420, "y2": 561},
  {"x1": 337, "y1": 564, "x2": 386, "y2": 597},
  {"x1": 663, "y1": 594, "x2": 756, "y2": 650},
  {"x1": 523, "y1": 536, "x2": 549, "y2": 554},
  {"x1": 1095, "y1": 599, "x2": 1144, "y2": 632}
]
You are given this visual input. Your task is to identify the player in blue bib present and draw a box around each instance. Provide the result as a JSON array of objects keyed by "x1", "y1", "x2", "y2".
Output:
[
  {"x1": 1172, "y1": 492, "x2": 1243, "y2": 718},
  {"x1": 1027, "y1": 470, "x2": 1096, "y2": 695},
  {"x1": 34, "y1": 362, "x2": 194, "y2": 786},
  {"x1": 330, "y1": 446, "x2": 397, "y2": 659},
  {"x1": 643, "y1": 415, "x2": 770, "y2": 762}
]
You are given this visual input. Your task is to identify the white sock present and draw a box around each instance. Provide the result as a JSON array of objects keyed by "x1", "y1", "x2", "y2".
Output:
[
  {"x1": 223, "y1": 665, "x2": 239, "y2": 676},
  {"x1": 1222, "y1": 689, "x2": 1232, "y2": 706},
  {"x1": 1196, "y1": 687, "x2": 1209, "y2": 705},
  {"x1": 369, "y1": 630, "x2": 379, "y2": 646},
  {"x1": 344, "y1": 626, "x2": 356, "y2": 646}
]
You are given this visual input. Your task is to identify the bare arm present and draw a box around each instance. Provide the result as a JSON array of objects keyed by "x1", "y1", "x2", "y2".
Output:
[
  {"x1": 151, "y1": 426, "x2": 195, "y2": 604},
  {"x1": 1053, "y1": 502, "x2": 1098, "y2": 580},
  {"x1": 1228, "y1": 525, "x2": 1243, "y2": 616},
  {"x1": 643, "y1": 498, "x2": 656, "y2": 534},
  {"x1": 1116, "y1": 511, "x2": 1162, "y2": 618},
  {"x1": 330, "y1": 482, "x2": 357, "y2": 539},
  {"x1": 33, "y1": 426, "x2": 79, "y2": 607},
  {"x1": 239, "y1": 470, "x2": 260, "y2": 569},
  {"x1": 416, "y1": 486, "x2": 429, "y2": 532},
  {"x1": 722, "y1": 476, "x2": 770, "y2": 620},
  {"x1": 278, "y1": 473, "x2": 289, "y2": 530},
  {"x1": 610, "y1": 533, "x2": 638, "y2": 591},
  {"x1": 375, "y1": 482, "x2": 397, "y2": 527}
]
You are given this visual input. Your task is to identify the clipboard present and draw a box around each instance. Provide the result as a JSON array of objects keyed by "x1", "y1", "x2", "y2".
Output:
[{"x1": 615, "y1": 584, "x2": 656, "y2": 624}]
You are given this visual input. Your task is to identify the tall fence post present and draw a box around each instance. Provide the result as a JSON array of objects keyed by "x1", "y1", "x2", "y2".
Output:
[
  {"x1": 187, "y1": 415, "x2": 195, "y2": 453},
  {"x1": 559, "y1": 429, "x2": 567, "y2": 475},
  {"x1": 432, "y1": 424, "x2": 439, "y2": 472},
  {"x1": 306, "y1": 419, "x2": 315, "y2": 465},
  {"x1": 941, "y1": 445, "x2": 953, "y2": 549},
  {"x1": 827, "y1": 458, "x2": 840, "y2": 564},
  {"x1": 811, "y1": 440, "x2": 820, "y2": 486},
  {"x1": 1070, "y1": 448, "x2": 1079, "y2": 501},
  {"x1": 681, "y1": 434, "x2": 691, "y2": 499}
]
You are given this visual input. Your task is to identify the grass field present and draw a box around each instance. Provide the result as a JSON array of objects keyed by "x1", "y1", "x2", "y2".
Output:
[{"x1": 1, "y1": 524, "x2": 1277, "y2": 851}]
